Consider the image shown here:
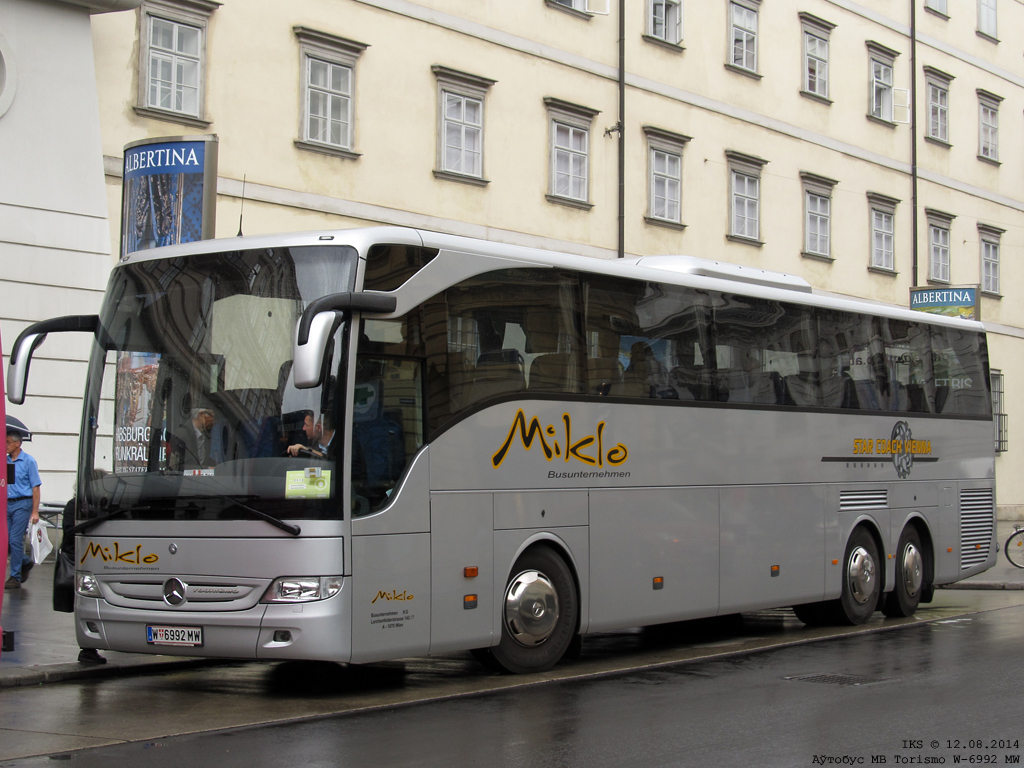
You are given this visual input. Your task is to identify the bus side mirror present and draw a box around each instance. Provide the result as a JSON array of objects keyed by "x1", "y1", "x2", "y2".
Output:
[
  {"x1": 293, "y1": 312, "x2": 340, "y2": 389},
  {"x1": 293, "y1": 292, "x2": 397, "y2": 389},
  {"x1": 7, "y1": 315, "x2": 100, "y2": 405}
]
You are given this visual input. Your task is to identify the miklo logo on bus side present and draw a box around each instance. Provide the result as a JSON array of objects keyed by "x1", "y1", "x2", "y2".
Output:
[{"x1": 492, "y1": 410, "x2": 628, "y2": 469}]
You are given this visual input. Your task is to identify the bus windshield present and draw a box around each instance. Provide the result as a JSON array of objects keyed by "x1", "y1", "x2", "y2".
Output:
[{"x1": 80, "y1": 245, "x2": 355, "y2": 522}]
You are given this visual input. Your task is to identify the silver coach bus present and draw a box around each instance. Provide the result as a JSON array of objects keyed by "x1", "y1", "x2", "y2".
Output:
[{"x1": 8, "y1": 227, "x2": 995, "y2": 673}]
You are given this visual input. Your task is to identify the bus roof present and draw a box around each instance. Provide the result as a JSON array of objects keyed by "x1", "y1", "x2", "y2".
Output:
[{"x1": 119, "y1": 226, "x2": 986, "y2": 334}]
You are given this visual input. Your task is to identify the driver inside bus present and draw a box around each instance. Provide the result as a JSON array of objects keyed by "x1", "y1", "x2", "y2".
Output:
[{"x1": 286, "y1": 413, "x2": 335, "y2": 459}]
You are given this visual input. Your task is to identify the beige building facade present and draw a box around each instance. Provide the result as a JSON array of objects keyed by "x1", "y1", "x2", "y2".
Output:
[{"x1": 86, "y1": 0, "x2": 1023, "y2": 512}]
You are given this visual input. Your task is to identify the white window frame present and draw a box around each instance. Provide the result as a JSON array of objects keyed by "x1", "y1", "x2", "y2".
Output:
[
  {"x1": 547, "y1": 0, "x2": 593, "y2": 20},
  {"x1": 979, "y1": 224, "x2": 1003, "y2": 296},
  {"x1": 978, "y1": 89, "x2": 1002, "y2": 164},
  {"x1": 545, "y1": 98, "x2": 599, "y2": 209},
  {"x1": 924, "y1": 67, "x2": 953, "y2": 146},
  {"x1": 728, "y1": 0, "x2": 760, "y2": 76},
  {"x1": 867, "y1": 192, "x2": 899, "y2": 273},
  {"x1": 432, "y1": 66, "x2": 496, "y2": 185},
  {"x1": 644, "y1": 126, "x2": 690, "y2": 228},
  {"x1": 136, "y1": 0, "x2": 219, "y2": 127},
  {"x1": 926, "y1": 209, "x2": 955, "y2": 284},
  {"x1": 293, "y1": 27, "x2": 368, "y2": 161},
  {"x1": 866, "y1": 42, "x2": 899, "y2": 125},
  {"x1": 726, "y1": 150, "x2": 767, "y2": 245},
  {"x1": 925, "y1": 0, "x2": 949, "y2": 17},
  {"x1": 799, "y1": 14, "x2": 835, "y2": 103},
  {"x1": 978, "y1": 0, "x2": 998, "y2": 41},
  {"x1": 801, "y1": 172, "x2": 837, "y2": 260},
  {"x1": 647, "y1": 0, "x2": 683, "y2": 46}
]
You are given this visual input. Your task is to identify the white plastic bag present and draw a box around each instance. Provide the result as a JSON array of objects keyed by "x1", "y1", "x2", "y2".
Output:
[{"x1": 28, "y1": 519, "x2": 54, "y2": 564}]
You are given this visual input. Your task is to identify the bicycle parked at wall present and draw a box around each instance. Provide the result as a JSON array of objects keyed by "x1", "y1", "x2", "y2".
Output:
[{"x1": 1005, "y1": 525, "x2": 1024, "y2": 568}]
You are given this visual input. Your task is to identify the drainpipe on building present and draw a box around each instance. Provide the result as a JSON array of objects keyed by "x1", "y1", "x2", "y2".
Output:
[
  {"x1": 617, "y1": 0, "x2": 625, "y2": 259},
  {"x1": 911, "y1": 0, "x2": 919, "y2": 287}
]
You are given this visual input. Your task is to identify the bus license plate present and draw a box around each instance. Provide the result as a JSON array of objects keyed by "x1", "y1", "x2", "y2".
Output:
[{"x1": 146, "y1": 625, "x2": 203, "y2": 646}]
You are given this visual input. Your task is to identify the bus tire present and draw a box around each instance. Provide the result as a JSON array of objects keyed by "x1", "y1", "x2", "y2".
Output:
[
  {"x1": 833, "y1": 526, "x2": 881, "y2": 625},
  {"x1": 484, "y1": 545, "x2": 578, "y2": 674},
  {"x1": 792, "y1": 602, "x2": 829, "y2": 626},
  {"x1": 882, "y1": 525, "x2": 924, "y2": 618}
]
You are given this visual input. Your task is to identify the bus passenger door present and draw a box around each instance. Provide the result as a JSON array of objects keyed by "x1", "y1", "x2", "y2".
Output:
[{"x1": 428, "y1": 492, "x2": 494, "y2": 653}]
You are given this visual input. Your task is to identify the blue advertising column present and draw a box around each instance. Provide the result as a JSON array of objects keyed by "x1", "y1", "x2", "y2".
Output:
[
  {"x1": 1, "y1": 328, "x2": 7, "y2": 656},
  {"x1": 120, "y1": 135, "x2": 218, "y2": 258}
]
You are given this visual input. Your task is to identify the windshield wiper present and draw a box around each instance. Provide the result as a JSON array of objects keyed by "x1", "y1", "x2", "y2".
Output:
[
  {"x1": 195, "y1": 494, "x2": 301, "y2": 537},
  {"x1": 69, "y1": 505, "x2": 155, "y2": 536}
]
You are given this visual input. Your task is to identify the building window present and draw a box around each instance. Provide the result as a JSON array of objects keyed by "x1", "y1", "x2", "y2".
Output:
[
  {"x1": 924, "y1": 67, "x2": 953, "y2": 145},
  {"x1": 548, "y1": 0, "x2": 591, "y2": 19},
  {"x1": 867, "y1": 192, "x2": 899, "y2": 272},
  {"x1": 729, "y1": 1, "x2": 759, "y2": 74},
  {"x1": 648, "y1": 0, "x2": 682, "y2": 45},
  {"x1": 293, "y1": 27, "x2": 368, "y2": 160},
  {"x1": 991, "y1": 370, "x2": 1008, "y2": 452},
  {"x1": 866, "y1": 42, "x2": 899, "y2": 124},
  {"x1": 799, "y1": 14, "x2": 835, "y2": 103},
  {"x1": 801, "y1": 172, "x2": 837, "y2": 260},
  {"x1": 926, "y1": 0, "x2": 948, "y2": 16},
  {"x1": 545, "y1": 98, "x2": 599, "y2": 209},
  {"x1": 978, "y1": 0, "x2": 998, "y2": 40},
  {"x1": 978, "y1": 90, "x2": 1002, "y2": 163},
  {"x1": 926, "y1": 209, "x2": 955, "y2": 283},
  {"x1": 726, "y1": 150, "x2": 767, "y2": 244},
  {"x1": 136, "y1": 1, "x2": 218, "y2": 126},
  {"x1": 432, "y1": 66, "x2": 496, "y2": 185},
  {"x1": 979, "y1": 224, "x2": 1003, "y2": 295},
  {"x1": 644, "y1": 126, "x2": 690, "y2": 228}
]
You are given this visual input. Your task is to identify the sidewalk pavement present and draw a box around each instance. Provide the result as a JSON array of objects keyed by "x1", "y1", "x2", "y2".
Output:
[{"x1": 2, "y1": 521, "x2": 1023, "y2": 689}]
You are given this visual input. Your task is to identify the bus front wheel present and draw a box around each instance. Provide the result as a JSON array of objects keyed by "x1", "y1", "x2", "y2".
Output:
[
  {"x1": 834, "y1": 526, "x2": 881, "y2": 625},
  {"x1": 483, "y1": 545, "x2": 578, "y2": 674},
  {"x1": 881, "y1": 525, "x2": 924, "y2": 618}
]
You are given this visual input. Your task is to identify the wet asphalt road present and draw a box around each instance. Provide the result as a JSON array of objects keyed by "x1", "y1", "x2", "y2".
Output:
[{"x1": 3, "y1": 596, "x2": 1024, "y2": 768}]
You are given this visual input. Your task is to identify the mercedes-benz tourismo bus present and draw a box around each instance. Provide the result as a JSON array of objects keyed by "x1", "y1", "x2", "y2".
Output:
[{"x1": 7, "y1": 227, "x2": 995, "y2": 673}]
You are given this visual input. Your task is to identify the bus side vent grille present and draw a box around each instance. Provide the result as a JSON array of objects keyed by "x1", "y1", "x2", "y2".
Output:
[
  {"x1": 839, "y1": 490, "x2": 888, "y2": 511},
  {"x1": 960, "y1": 487, "x2": 994, "y2": 570}
]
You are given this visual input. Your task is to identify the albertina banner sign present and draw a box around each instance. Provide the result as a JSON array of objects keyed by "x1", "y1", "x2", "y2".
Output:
[
  {"x1": 120, "y1": 135, "x2": 218, "y2": 258},
  {"x1": 909, "y1": 286, "x2": 979, "y2": 321}
]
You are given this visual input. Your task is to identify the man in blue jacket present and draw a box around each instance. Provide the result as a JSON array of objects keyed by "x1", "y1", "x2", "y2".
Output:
[{"x1": 6, "y1": 429, "x2": 41, "y2": 590}]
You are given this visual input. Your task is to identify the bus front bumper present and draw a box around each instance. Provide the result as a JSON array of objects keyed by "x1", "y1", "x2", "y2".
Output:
[{"x1": 76, "y1": 579, "x2": 352, "y2": 663}]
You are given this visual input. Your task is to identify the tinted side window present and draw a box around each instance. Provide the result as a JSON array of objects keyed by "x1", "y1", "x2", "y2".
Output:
[
  {"x1": 714, "y1": 294, "x2": 819, "y2": 407},
  {"x1": 363, "y1": 245, "x2": 438, "y2": 292},
  {"x1": 931, "y1": 325, "x2": 990, "y2": 416},
  {"x1": 583, "y1": 275, "x2": 712, "y2": 401}
]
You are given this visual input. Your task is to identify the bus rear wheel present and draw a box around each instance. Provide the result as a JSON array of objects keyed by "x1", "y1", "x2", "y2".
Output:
[
  {"x1": 833, "y1": 526, "x2": 881, "y2": 625},
  {"x1": 882, "y1": 526, "x2": 924, "y2": 618},
  {"x1": 483, "y1": 545, "x2": 578, "y2": 674}
]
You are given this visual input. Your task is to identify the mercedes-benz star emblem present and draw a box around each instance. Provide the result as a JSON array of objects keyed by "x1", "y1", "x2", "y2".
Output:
[{"x1": 163, "y1": 578, "x2": 187, "y2": 606}]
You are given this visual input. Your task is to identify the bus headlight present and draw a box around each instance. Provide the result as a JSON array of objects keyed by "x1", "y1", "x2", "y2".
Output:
[
  {"x1": 261, "y1": 576, "x2": 343, "y2": 603},
  {"x1": 76, "y1": 572, "x2": 102, "y2": 598}
]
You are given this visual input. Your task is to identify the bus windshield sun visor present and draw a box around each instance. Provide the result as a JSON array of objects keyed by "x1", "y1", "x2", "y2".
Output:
[
  {"x1": 296, "y1": 292, "x2": 397, "y2": 346},
  {"x1": 7, "y1": 315, "x2": 101, "y2": 405}
]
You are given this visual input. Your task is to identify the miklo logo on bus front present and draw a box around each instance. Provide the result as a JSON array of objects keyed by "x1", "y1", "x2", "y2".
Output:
[{"x1": 80, "y1": 541, "x2": 159, "y2": 565}]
